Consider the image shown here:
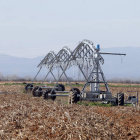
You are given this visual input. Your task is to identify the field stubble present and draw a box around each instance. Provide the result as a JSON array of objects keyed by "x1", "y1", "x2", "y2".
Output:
[{"x1": 0, "y1": 83, "x2": 140, "y2": 139}]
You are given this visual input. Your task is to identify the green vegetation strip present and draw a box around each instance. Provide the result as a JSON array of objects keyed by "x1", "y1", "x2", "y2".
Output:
[
  {"x1": 77, "y1": 101, "x2": 132, "y2": 107},
  {"x1": 1, "y1": 83, "x2": 140, "y2": 88},
  {"x1": 77, "y1": 101, "x2": 113, "y2": 107},
  {"x1": 107, "y1": 84, "x2": 140, "y2": 88}
]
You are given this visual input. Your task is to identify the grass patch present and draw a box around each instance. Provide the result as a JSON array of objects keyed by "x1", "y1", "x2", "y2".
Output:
[
  {"x1": 1, "y1": 83, "x2": 140, "y2": 88},
  {"x1": 22, "y1": 90, "x2": 28, "y2": 93},
  {"x1": 107, "y1": 84, "x2": 140, "y2": 88},
  {"x1": 124, "y1": 103, "x2": 132, "y2": 106},
  {"x1": 77, "y1": 102, "x2": 133, "y2": 107},
  {"x1": 69, "y1": 84, "x2": 85, "y2": 87},
  {"x1": 72, "y1": 84, "x2": 140, "y2": 88},
  {"x1": 77, "y1": 101, "x2": 114, "y2": 107},
  {"x1": 3, "y1": 83, "x2": 25, "y2": 86}
]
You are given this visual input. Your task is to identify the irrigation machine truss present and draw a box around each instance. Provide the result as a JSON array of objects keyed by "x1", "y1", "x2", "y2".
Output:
[
  {"x1": 32, "y1": 50, "x2": 66, "y2": 98},
  {"x1": 25, "y1": 39, "x2": 139, "y2": 106},
  {"x1": 67, "y1": 39, "x2": 126, "y2": 105},
  {"x1": 25, "y1": 51, "x2": 56, "y2": 92},
  {"x1": 26, "y1": 46, "x2": 80, "y2": 100}
]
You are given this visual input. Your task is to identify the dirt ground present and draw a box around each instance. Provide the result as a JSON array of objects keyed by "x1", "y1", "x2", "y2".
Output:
[{"x1": 0, "y1": 83, "x2": 140, "y2": 139}]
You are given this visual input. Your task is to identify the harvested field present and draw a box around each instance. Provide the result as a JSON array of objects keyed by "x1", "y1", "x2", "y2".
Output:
[
  {"x1": 0, "y1": 83, "x2": 140, "y2": 139},
  {"x1": 0, "y1": 82, "x2": 140, "y2": 102}
]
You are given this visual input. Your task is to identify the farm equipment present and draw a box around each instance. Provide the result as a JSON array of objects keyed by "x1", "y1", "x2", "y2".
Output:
[
  {"x1": 67, "y1": 40, "x2": 126, "y2": 105},
  {"x1": 32, "y1": 46, "x2": 79, "y2": 100},
  {"x1": 32, "y1": 51, "x2": 65, "y2": 97},
  {"x1": 42, "y1": 39, "x2": 127, "y2": 105},
  {"x1": 27, "y1": 39, "x2": 128, "y2": 105},
  {"x1": 31, "y1": 50, "x2": 67, "y2": 97},
  {"x1": 124, "y1": 91, "x2": 139, "y2": 106},
  {"x1": 43, "y1": 40, "x2": 126, "y2": 105},
  {"x1": 25, "y1": 51, "x2": 57, "y2": 92}
]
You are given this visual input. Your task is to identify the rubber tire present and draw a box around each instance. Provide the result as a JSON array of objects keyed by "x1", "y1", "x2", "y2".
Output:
[
  {"x1": 56, "y1": 84, "x2": 65, "y2": 91},
  {"x1": 69, "y1": 88, "x2": 80, "y2": 104},
  {"x1": 70, "y1": 88, "x2": 80, "y2": 102},
  {"x1": 32, "y1": 86, "x2": 42, "y2": 97},
  {"x1": 128, "y1": 96, "x2": 132, "y2": 101},
  {"x1": 51, "y1": 90, "x2": 56, "y2": 101},
  {"x1": 132, "y1": 96, "x2": 136, "y2": 98},
  {"x1": 117, "y1": 92, "x2": 124, "y2": 106},
  {"x1": 25, "y1": 84, "x2": 33, "y2": 91},
  {"x1": 70, "y1": 88, "x2": 80, "y2": 94},
  {"x1": 42, "y1": 90, "x2": 50, "y2": 100}
]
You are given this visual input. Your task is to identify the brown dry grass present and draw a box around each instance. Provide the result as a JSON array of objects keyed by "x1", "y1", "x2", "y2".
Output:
[{"x1": 0, "y1": 84, "x2": 140, "y2": 139}]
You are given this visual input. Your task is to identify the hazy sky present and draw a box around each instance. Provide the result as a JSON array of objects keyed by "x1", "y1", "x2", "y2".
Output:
[{"x1": 0, "y1": 0, "x2": 140, "y2": 58}]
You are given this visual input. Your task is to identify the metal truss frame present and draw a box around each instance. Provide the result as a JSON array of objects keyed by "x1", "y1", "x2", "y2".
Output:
[
  {"x1": 29, "y1": 39, "x2": 126, "y2": 103},
  {"x1": 38, "y1": 46, "x2": 75, "y2": 92},
  {"x1": 51, "y1": 39, "x2": 126, "y2": 98}
]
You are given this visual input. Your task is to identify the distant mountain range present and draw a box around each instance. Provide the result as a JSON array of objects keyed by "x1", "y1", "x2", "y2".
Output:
[
  {"x1": 101, "y1": 47, "x2": 140, "y2": 79},
  {"x1": 0, "y1": 54, "x2": 44, "y2": 78},
  {"x1": 0, "y1": 47, "x2": 139, "y2": 80}
]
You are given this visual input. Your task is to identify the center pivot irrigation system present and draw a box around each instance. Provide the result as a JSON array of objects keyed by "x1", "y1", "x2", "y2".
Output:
[{"x1": 25, "y1": 39, "x2": 137, "y2": 105}]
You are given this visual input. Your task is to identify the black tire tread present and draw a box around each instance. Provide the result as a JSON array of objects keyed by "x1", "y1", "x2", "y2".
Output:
[
  {"x1": 42, "y1": 90, "x2": 49, "y2": 100},
  {"x1": 69, "y1": 88, "x2": 80, "y2": 104},
  {"x1": 117, "y1": 92, "x2": 124, "y2": 106},
  {"x1": 56, "y1": 84, "x2": 65, "y2": 91},
  {"x1": 51, "y1": 90, "x2": 56, "y2": 101},
  {"x1": 25, "y1": 84, "x2": 33, "y2": 91},
  {"x1": 32, "y1": 86, "x2": 42, "y2": 97}
]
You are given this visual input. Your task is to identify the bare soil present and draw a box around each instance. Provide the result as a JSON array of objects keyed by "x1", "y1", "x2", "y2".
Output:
[{"x1": 0, "y1": 84, "x2": 140, "y2": 139}]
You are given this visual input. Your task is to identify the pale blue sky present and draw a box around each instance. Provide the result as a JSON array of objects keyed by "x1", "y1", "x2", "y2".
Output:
[{"x1": 0, "y1": 0, "x2": 140, "y2": 58}]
